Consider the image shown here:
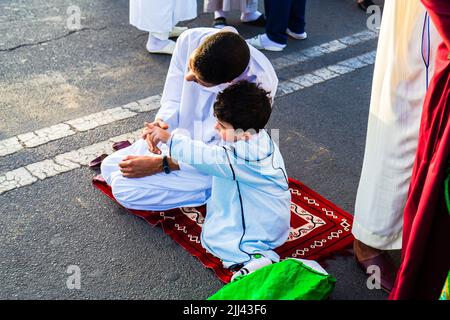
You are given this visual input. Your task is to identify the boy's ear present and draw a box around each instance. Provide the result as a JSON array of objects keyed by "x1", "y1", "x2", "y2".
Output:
[{"x1": 240, "y1": 131, "x2": 253, "y2": 141}]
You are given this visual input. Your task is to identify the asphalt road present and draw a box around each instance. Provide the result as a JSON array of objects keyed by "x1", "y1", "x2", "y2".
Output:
[{"x1": 0, "y1": 0, "x2": 390, "y2": 300}]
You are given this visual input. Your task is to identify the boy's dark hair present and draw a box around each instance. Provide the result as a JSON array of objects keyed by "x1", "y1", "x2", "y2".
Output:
[
  {"x1": 193, "y1": 32, "x2": 250, "y2": 85},
  {"x1": 213, "y1": 81, "x2": 272, "y2": 133}
]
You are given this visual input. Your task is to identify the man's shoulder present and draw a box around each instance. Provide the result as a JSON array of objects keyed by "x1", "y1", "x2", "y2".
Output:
[
  {"x1": 247, "y1": 46, "x2": 278, "y2": 93},
  {"x1": 248, "y1": 45, "x2": 274, "y2": 68},
  {"x1": 178, "y1": 27, "x2": 218, "y2": 44}
]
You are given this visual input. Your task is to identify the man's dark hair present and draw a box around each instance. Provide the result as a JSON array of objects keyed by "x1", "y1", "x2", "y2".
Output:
[
  {"x1": 193, "y1": 32, "x2": 250, "y2": 85},
  {"x1": 213, "y1": 81, "x2": 272, "y2": 133}
]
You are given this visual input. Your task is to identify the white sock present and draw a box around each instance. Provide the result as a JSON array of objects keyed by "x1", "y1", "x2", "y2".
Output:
[
  {"x1": 231, "y1": 256, "x2": 273, "y2": 281},
  {"x1": 172, "y1": 26, "x2": 187, "y2": 32},
  {"x1": 146, "y1": 33, "x2": 173, "y2": 51},
  {"x1": 287, "y1": 28, "x2": 307, "y2": 39},
  {"x1": 214, "y1": 10, "x2": 226, "y2": 19},
  {"x1": 260, "y1": 33, "x2": 285, "y2": 48},
  {"x1": 240, "y1": 11, "x2": 262, "y2": 22}
]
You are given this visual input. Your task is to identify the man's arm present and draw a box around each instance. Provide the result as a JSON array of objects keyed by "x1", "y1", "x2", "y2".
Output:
[
  {"x1": 155, "y1": 31, "x2": 190, "y2": 130},
  {"x1": 146, "y1": 32, "x2": 193, "y2": 155},
  {"x1": 142, "y1": 120, "x2": 169, "y2": 154},
  {"x1": 168, "y1": 157, "x2": 180, "y2": 171},
  {"x1": 168, "y1": 134, "x2": 238, "y2": 180},
  {"x1": 140, "y1": 124, "x2": 234, "y2": 179},
  {"x1": 118, "y1": 155, "x2": 179, "y2": 178}
]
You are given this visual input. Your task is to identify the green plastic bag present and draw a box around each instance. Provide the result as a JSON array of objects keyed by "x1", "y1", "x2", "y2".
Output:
[
  {"x1": 208, "y1": 259, "x2": 336, "y2": 300},
  {"x1": 440, "y1": 164, "x2": 449, "y2": 300},
  {"x1": 439, "y1": 271, "x2": 449, "y2": 300}
]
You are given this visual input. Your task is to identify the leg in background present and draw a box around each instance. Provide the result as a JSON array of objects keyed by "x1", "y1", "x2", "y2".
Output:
[
  {"x1": 287, "y1": 0, "x2": 307, "y2": 39},
  {"x1": 264, "y1": 0, "x2": 292, "y2": 45}
]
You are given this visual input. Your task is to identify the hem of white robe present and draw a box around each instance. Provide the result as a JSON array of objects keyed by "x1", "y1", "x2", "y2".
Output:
[
  {"x1": 351, "y1": 220, "x2": 402, "y2": 250},
  {"x1": 221, "y1": 250, "x2": 280, "y2": 269},
  {"x1": 115, "y1": 193, "x2": 209, "y2": 211},
  {"x1": 200, "y1": 232, "x2": 282, "y2": 268},
  {"x1": 203, "y1": 0, "x2": 257, "y2": 14},
  {"x1": 130, "y1": 14, "x2": 196, "y2": 34},
  {"x1": 130, "y1": 23, "x2": 173, "y2": 35}
]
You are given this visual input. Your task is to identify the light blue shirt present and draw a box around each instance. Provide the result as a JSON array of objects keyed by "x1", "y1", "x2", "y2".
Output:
[{"x1": 168, "y1": 130, "x2": 291, "y2": 268}]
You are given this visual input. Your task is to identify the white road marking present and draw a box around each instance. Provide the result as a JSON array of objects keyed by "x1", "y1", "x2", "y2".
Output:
[
  {"x1": 18, "y1": 123, "x2": 76, "y2": 148},
  {"x1": 0, "y1": 137, "x2": 23, "y2": 157},
  {"x1": 0, "y1": 50, "x2": 377, "y2": 195},
  {"x1": 0, "y1": 30, "x2": 378, "y2": 158},
  {"x1": 277, "y1": 50, "x2": 376, "y2": 97},
  {"x1": 271, "y1": 30, "x2": 377, "y2": 69},
  {"x1": 0, "y1": 95, "x2": 161, "y2": 157},
  {"x1": 0, "y1": 130, "x2": 140, "y2": 195}
]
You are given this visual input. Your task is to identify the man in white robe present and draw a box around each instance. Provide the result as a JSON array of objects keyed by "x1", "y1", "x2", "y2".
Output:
[
  {"x1": 129, "y1": 0, "x2": 197, "y2": 54},
  {"x1": 100, "y1": 27, "x2": 278, "y2": 211},
  {"x1": 352, "y1": 0, "x2": 440, "y2": 291}
]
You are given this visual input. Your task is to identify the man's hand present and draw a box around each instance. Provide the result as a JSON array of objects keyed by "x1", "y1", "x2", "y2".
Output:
[
  {"x1": 141, "y1": 119, "x2": 169, "y2": 154},
  {"x1": 119, "y1": 155, "x2": 163, "y2": 178},
  {"x1": 119, "y1": 155, "x2": 180, "y2": 178},
  {"x1": 145, "y1": 123, "x2": 171, "y2": 146}
]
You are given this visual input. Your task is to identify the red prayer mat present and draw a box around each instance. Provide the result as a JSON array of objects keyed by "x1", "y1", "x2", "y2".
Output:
[{"x1": 93, "y1": 175, "x2": 354, "y2": 283}]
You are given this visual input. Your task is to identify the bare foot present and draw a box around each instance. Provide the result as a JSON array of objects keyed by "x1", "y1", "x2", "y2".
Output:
[
  {"x1": 353, "y1": 239, "x2": 383, "y2": 261},
  {"x1": 353, "y1": 239, "x2": 398, "y2": 292}
]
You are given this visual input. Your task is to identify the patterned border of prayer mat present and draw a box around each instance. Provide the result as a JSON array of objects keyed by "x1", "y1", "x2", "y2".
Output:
[{"x1": 93, "y1": 175, "x2": 354, "y2": 283}]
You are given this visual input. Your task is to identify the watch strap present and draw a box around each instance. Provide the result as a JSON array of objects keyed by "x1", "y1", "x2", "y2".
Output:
[{"x1": 162, "y1": 155, "x2": 171, "y2": 174}]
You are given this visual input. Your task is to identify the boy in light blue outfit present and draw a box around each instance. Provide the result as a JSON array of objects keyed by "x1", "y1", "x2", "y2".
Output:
[{"x1": 144, "y1": 81, "x2": 291, "y2": 280}]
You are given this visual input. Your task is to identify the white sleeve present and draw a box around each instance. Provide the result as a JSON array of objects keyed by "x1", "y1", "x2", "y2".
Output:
[
  {"x1": 155, "y1": 33, "x2": 188, "y2": 130},
  {"x1": 168, "y1": 134, "x2": 237, "y2": 180}
]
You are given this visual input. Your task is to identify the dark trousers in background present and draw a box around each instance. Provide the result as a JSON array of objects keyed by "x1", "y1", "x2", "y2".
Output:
[{"x1": 264, "y1": 0, "x2": 307, "y2": 45}]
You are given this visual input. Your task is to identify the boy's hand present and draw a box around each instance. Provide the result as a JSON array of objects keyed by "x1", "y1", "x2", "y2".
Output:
[
  {"x1": 144, "y1": 123, "x2": 171, "y2": 150},
  {"x1": 141, "y1": 119, "x2": 169, "y2": 154}
]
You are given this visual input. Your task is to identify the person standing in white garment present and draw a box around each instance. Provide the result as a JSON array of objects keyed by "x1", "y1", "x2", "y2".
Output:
[
  {"x1": 129, "y1": 0, "x2": 197, "y2": 54},
  {"x1": 100, "y1": 27, "x2": 278, "y2": 211},
  {"x1": 204, "y1": 0, "x2": 266, "y2": 29},
  {"x1": 352, "y1": 0, "x2": 440, "y2": 292}
]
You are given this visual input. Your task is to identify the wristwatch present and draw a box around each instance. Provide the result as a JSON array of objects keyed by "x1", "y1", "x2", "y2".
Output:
[{"x1": 162, "y1": 155, "x2": 171, "y2": 174}]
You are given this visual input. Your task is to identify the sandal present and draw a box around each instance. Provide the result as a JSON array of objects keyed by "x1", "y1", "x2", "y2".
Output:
[
  {"x1": 89, "y1": 154, "x2": 108, "y2": 169},
  {"x1": 93, "y1": 174, "x2": 106, "y2": 183},
  {"x1": 212, "y1": 17, "x2": 227, "y2": 29},
  {"x1": 112, "y1": 140, "x2": 131, "y2": 151},
  {"x1": 357, "y1": 0, "x2": 376, "y2": 11},
  {"x1": 242, "y1": 14, "x2": 266, "y2": 27},
  {"x1": 355, "y1": 251, "x2": 398, "y2": 293}
]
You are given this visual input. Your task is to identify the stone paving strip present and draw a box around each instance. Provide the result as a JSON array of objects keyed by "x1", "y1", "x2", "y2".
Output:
[
  {"x1": 0, "y1": 30, "x2": 378, "y2": 158},
  {"x1": 0, "y1": 50, "x2": 377, "y2": 196},
  {"x1": 0, "y1": 95, "x2": 161, "y2": 157},
  {"x1": 0, "y1": 130, "x2": 141, "y2": 195},
  {"x1": 276, "y1": 50, "x2": 376, "y2": 97},
  {"x1": 270, "y1": 29, "x2": 377, "y2": 69}
]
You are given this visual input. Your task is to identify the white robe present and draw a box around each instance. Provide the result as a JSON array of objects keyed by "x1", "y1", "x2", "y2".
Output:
[
  {"x1": 129, "y1": 0, "x2": 197, "y2": 34},
  {"x1": 168, "y1": 130, "x2": 291, "y2": 267},
  {"x1": 101, "y1": 27, "x2": 278, "y2": 211},
  {"x1": 352, "y1": 0, "x2": 440, "y2": 250},
  {"x1": 204, "y1": 0, "x2": 258, "y2": 14}
]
